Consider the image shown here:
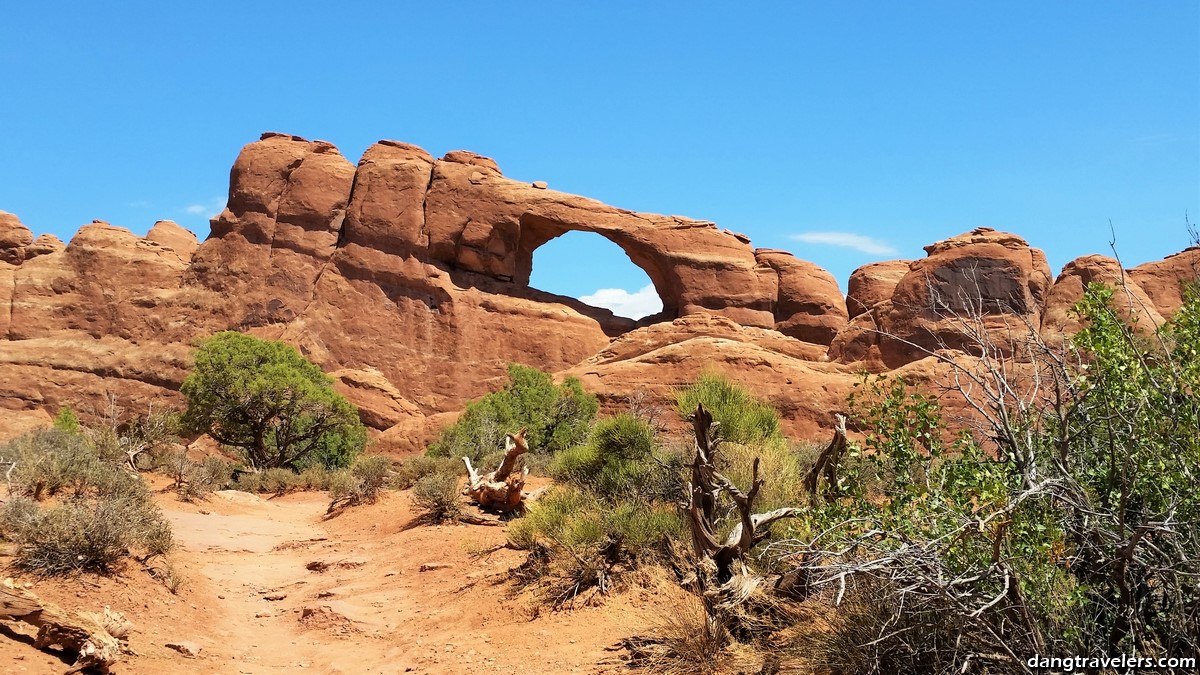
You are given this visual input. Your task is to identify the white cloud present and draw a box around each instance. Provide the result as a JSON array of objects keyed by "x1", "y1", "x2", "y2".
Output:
[
  {"x1": 182, "y1": 197, "x2": 226, "y2": 219},
  {"x1": 580, "y1": 283, "x2": 663, "y2": 319},
  {"x1": 789, "y1": 231, "x2": 898, "y2": 256}
]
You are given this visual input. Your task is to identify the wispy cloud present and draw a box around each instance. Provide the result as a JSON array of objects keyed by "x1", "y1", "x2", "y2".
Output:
[
  {"x1": 182, "y1": 197, "x2": 226, "y2": 219},
  {"x1": 580, "y1": 283, "x2": 662, "y2": 319},
  {"x1": 790, "y1": 231, "x2": 897, "y2": 256}
]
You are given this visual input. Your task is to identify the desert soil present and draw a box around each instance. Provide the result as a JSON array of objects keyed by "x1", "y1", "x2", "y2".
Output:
[{"x1": 0, "y1": 479, "x2": 689, "y2": 674}]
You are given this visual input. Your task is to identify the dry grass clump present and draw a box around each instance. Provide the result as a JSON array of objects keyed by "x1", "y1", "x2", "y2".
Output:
[
  {"x1": 327, "y1": 455, "x2": 395, "y2": 511},
  {"x1": 410, "y1": 471, "x2": 462, "y2": 523}
]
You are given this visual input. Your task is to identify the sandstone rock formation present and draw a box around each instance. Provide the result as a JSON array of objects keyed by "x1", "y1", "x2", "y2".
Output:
[
  {"x1": 830, "y1": 228, "x2": 1053, "y2": 370},
  {"x1": 0, "y1": 211, "x2": 33, "y2": 265},
  {"x1": 1, "y1": 134, "x2": 1197, "y2": 451},
  {"x1": 846, "y1": 260, "x2": 909, "y2": 319}
]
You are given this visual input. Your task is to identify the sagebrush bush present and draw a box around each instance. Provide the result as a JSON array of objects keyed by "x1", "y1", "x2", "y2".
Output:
[
  {"x1": 298, "y1": 464, "x2": 332, "y2": 491},
  {"x1": 675, "y1": 373, "x2": 783, "y2": 446},
  {"x1": 551, "y1": 414, "x2": 684, "y2": 503},
  {"x1": 393, "y1": 455, "x2": 461, "y2": 490},
  {"x1": 0, "y1": 495, "x2": 173, "y2": 575},
  {"x1": 179, "y1": 455, "x2": 235, "y2": 501},
  {"x1": 0, "y1": 428, "x2": 175, "y2": 575},
  {"x1": 351, "y1": 455, "x2": 392, "y2": 503},
  {"x1": 324, "y1": 455, "x2": 396, "y2": 511},
  {"x1": 4, "y1": 429, "x2": 103, "y2": 500},
  {"x1": 428, "y1": 364, "x2": 598, "y2": 462},
  {"x1": 508, "y1": 486, "x2": 681, "y2": 592},
  {"x1": 411, "y1": 471, "x2": 461, "y2": 522}
]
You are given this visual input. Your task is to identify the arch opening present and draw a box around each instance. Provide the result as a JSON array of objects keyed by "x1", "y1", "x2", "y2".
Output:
[{"x1": 528, "y1": 230, "x2": 666, "y2": 322}]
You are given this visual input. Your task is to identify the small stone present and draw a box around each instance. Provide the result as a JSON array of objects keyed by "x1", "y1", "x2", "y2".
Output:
[
  {"x1": 531, "y1": 181, "x2": 548, "y2": 189},
  {"x1": 166, "y1": 641, "x2": 203, "y2": 657},
  {"x1": 263, "y1": 593, "x2": 287, "y2": 601}
]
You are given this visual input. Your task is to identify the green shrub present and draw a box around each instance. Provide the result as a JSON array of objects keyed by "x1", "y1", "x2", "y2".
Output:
[
  {"x1": 428, "y1": 364, "x2": 598, "y2": 462},
  {"x1": 551, "y1": 414, "x2": 684, "y2": 503},
  {"x1": 411, "y1": 471, "x2": 462, "y2": 522},
  {"x1": 775, "y1": 282, "x2": 1200, "y2": 670},
  {"x1": 675, "y1": 373, "x2": 783, "y2": 446},
  {"x1": 52, "y1": 406, "x2": 80, "y2": 434},
  {"x1": 181, "y1": 331, "x2": 367, "y2": 470},
  {"x1": 508, "y1": 486, "x2": 682, "y2": 602}
]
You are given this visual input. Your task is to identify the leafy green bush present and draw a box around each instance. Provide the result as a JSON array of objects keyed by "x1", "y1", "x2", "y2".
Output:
[
  {"x1": 181, "y1": 331, "x2": 367, "y2": 470},
  {"x1": 428, "y1": 364, "x2": 598, "y2": 462},
  {"x1": 551, "y1": 414, "x2": 684, "y2": 503},
  {"x1": 52, "y1": 406, "x2": 80, "y2": 434},
  {"x1": 776, "y1": 282, "x2": 1200, "y2": 671},
  {"x1": 675, "y1": 373, "x2": 783, "y2": 446}
]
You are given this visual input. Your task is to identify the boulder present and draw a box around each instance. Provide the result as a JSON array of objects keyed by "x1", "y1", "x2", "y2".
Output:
[
  {"x1": 846, "y1": 260, "x2": 909, "y2": 319},
  {"x1": 25, "y1": 233, "x2": 64, "y2": 259},
  {"x1": 1128, "y1": 247, "x2": 1200, "y2": 319},
  {"x1": 755, "y1": 249, "x2": 848, "y2": 345},
  {"x1": 145, "y1": 220, "x2": 200, "y2": 260},
  {"x1": 1041, "y1": 255, "x2": 1165, "y2": 342},
  {"x1": 831, "y1": 228, "x2": 1052, "y2": 369},
  {"x1": 0, "y1": 211, "x2": 33, "y2": 265}
]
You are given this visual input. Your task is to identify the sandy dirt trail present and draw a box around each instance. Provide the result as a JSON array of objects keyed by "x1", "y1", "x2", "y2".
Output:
[{"x1": 3, "y1": 485, "x2": 681, "y2": 674}]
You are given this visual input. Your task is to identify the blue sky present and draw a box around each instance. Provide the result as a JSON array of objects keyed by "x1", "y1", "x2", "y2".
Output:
[{"x1": 2, "y1": 2, "x2": 1196, "y2": 318}]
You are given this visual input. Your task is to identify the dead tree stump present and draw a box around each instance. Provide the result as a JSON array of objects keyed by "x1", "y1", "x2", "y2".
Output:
[
  {"x1": 462, "y1": 429, "x2": 530, "y2": 512},
  {"x1": 0, "y1": 580, "x2": 130, "y2": 673}
]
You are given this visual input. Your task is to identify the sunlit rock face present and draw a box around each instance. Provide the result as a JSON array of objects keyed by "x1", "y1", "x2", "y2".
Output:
[{"x1": 1, "y1": 134, "x2": 1197, "y2": 451}]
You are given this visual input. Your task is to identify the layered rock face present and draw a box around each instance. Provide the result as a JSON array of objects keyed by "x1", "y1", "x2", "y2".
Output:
[
  {"x1": 0, "y1": 133, "x2": 850, "y2": 442},
  {"x1": 2, "y1": 133, "x2": 1197, "y2": 449}
]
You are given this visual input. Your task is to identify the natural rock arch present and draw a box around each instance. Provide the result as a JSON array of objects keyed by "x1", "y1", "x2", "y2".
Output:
[{"x1": 516, "y1": 214, "x2": 675, "y2": 320}]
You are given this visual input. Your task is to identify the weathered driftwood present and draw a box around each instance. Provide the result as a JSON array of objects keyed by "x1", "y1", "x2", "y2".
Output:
[
  {"x1": 801, "y1": 413, "x2": 848, "y2": 503},
  {"x1": 685, "y1": 404, "x2": 807, "y2": 644},
  {"x1": 462, "y1": 429, "x2": 529, "y2": 512},
  {"x1": 687, "y1": 405, "x2": 802, "y2": 583},
  {"x1": 0, "y1": 579, "x2": 130, "y2": 673}
]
